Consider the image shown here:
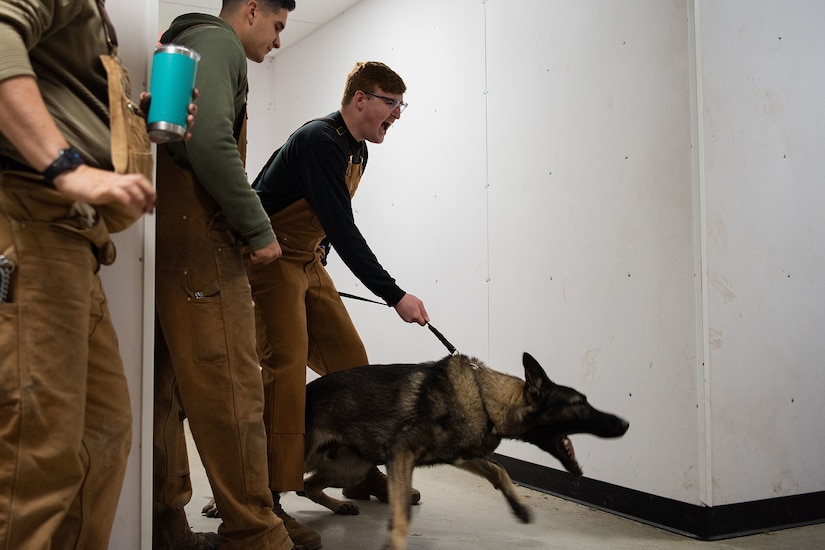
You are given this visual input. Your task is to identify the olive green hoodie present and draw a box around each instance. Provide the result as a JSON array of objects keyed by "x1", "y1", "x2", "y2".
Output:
[{"x1": 159, "y1": 13, "x2": 274, "y2": 250}]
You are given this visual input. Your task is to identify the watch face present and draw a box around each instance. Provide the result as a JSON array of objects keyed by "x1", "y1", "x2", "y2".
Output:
[
  {"x1": 43, "y1": 147, "x2": 84, "y2": 185},
  {"x1": 61, "y1": 148, "x2": 83, "y2": 167}
]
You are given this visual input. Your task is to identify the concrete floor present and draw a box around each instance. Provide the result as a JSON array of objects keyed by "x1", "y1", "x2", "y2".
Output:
[{"x1": 184, "y1": 426, "x2": 825, "y2": 549}]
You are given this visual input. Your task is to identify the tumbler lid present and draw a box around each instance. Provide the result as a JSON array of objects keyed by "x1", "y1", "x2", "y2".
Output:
[{"x1": 154, "y1": 43, "x2": 201, "y2": 62}]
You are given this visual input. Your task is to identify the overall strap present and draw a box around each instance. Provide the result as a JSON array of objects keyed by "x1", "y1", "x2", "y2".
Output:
[
  {"x1": 315, "y1": 116, "x2": 363, "y2": 165},
  {"x1": 252, "y1": 116, "x2": 361, "y2": 189},
  {"x1": 95, "y1": 0, "x2": 118, "y2": 51}
]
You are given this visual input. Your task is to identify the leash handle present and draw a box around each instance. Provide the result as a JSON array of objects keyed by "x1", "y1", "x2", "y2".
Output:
[
  {"x1": 338, "y1": 291, "x2": 389, "y2": 306},
  {"x1": 427, "y1": 322, "x2": 458, "y2": 355}
]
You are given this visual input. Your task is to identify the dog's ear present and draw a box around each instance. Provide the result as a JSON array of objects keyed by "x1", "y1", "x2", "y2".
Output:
[{"x1": 523, "y1": 352, "x2": 554, "y2": 399}]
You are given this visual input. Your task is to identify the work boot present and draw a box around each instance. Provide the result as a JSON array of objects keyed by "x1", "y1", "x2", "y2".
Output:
[
  {"x1": 342, "y1": 466, "x2": 421, "y2": 505},
  {"x1": 198, "y1": 498, "x2": 314, "y2": 549},
  {"x1": 272, "y1": 492, "x2": 323, "y2": 550},
  {"x1": 154, "y1": 509, "x2": 220, "y2": 550}
]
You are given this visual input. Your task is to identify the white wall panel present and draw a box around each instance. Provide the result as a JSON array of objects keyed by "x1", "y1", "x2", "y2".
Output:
[
  {"x1": 485, "y1": 0, "x2": 699, "y2": 502},
  {"x1": 698, "y1": 0, "x2": 825, "y2": 504}
]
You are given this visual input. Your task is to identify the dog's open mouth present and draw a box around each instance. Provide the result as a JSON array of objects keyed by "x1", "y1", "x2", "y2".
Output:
[{"x1": 550, "y1": 436, "x2": 583, "y2": 475}]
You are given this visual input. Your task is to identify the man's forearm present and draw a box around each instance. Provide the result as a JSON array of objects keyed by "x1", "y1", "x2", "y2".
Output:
[{"x1": 0, "y1": 75, "x2": 71, "y2": 171}]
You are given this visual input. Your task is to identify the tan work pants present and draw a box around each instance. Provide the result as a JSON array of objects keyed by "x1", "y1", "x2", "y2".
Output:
[
  {"x1": 153, "y1": 148, "x2": 291, "y2": 549},
  {"x1": 247, "y1": 198, "x2": 369, "y2": 491},
  {"x1": 0, "y1": 172, "x2": 131, "y2": 549}
]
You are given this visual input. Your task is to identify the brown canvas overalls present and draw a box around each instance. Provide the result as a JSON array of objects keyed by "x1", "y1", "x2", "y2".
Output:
[
  {"x1": 152, "y1": 129, "x2": 292, "y2": 548},
  {"x1": 0, "y1": 50, "x2": 150, "y2": 549},
  {"x1": 247, "y1": 154, "x2": 370, "y2": 491}
]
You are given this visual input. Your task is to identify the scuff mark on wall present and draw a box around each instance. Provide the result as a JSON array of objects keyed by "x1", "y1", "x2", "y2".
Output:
[
  {"x1": 582, "y1": 347, "x2": 600, "y2": 384},
  {"x1": 709, "y1": 272, "x2": 737, "y2": 303},
  {"x1": 709, "y1": 328, "x2": 724, "y2": 349}
]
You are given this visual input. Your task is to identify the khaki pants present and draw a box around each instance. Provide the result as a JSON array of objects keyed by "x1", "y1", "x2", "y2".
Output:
[
  {"x1": 248, "y1": 198, "x2": 369, "y2": 492},
  {"x1": 0, "y1": 172, "x2": 131, "y2": 549},
  {"x1": 153, "y1": 149, "x2": 291, "y2": 549}
]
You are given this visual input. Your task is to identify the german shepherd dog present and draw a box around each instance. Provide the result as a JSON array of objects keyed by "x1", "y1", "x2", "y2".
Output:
[{"x1": 301, "y1": 352, "x2": 630, "y2": 550}]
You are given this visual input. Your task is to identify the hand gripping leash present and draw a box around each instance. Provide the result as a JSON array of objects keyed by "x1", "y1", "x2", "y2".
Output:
[{"x1": 338, "y1": 292, "x2": 459, "y2": 355}]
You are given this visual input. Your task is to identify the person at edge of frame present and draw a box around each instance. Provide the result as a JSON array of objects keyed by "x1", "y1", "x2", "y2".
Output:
[{"x1": 0, "y1": 0, "x2": 194, "y2": 547}]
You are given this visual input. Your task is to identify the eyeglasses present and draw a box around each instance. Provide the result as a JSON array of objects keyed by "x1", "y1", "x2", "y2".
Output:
[{"x1": 362, "y1": 91, "x2": 408, "y2": 113}]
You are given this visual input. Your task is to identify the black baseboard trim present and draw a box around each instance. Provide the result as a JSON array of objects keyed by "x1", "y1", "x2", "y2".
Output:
[{"x1": 493, "y1": 453, "x2": 825, "y2": 540}]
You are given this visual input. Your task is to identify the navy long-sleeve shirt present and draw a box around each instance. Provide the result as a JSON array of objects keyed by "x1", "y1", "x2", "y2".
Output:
[{"x1": 253, "y1": 111, "x2": 406, "y2": 306}]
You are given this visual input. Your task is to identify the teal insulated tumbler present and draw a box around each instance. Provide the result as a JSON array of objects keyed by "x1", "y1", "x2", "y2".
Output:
[{"x1": 147, "y1": 44, "x2": 200, "y2": 142}]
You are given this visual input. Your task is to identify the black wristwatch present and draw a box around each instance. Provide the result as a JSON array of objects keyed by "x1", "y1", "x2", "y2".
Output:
[{"x1": 43, "y1": 147, "x2": 84, "y2": 187}]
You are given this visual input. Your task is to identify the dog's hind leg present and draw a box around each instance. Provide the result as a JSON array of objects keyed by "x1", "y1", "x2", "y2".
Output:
[
  {"x1": 382, "y1": 449, "x2": 416, "y2": 550},
  {"x1": 454, "y1": 457, "x2": 532, "y2": 523},
  {"x1": 301, "y1": 472, "x2": 361, "y2": 515},
  {"x1": 303, "y1": 445, "x2": 373, "y2": 515}
]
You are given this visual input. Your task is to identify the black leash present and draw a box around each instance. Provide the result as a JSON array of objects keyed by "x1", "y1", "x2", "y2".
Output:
[
  {"x1": 338, "y1": 292, "x2": 459, "y2": 355},
  {"x1": 338, "y1": 291, "x2": 386, "y2": 306}
]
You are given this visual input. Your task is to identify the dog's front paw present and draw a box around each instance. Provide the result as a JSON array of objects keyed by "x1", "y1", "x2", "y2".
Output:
[
  {"x1": 513, "y1": 504, "x2": 532, "y2": 524},
  {"x1": 333, "y1": 500, "x2": 360, "y2": 515}
]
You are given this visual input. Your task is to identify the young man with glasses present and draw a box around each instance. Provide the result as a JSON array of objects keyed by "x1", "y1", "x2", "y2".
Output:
[{"x1": 248, "y1": 61, "x2": 428, "y2": 549}]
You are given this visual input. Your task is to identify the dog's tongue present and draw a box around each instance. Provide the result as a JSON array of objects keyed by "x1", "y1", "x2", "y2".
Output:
[{"x1": 551, "y1": 436, "x2": 583, "y2": 475}]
